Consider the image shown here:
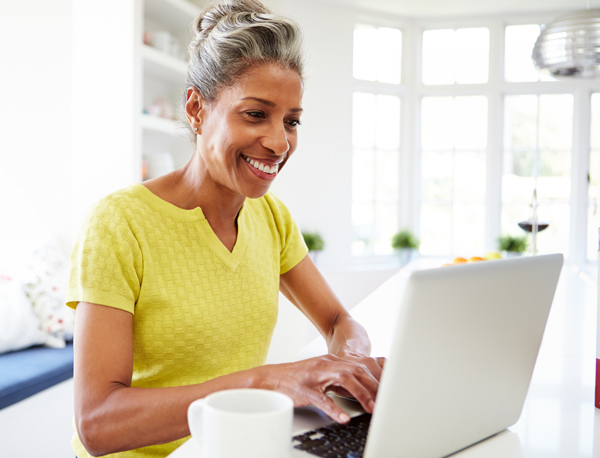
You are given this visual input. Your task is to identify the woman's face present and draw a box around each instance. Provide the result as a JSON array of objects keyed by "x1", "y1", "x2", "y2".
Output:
[{"x1": 192, "y1": 63, "x2": 303, "y2": 199}]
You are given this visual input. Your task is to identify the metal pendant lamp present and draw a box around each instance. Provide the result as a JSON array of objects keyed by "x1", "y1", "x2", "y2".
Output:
[{"x1": 532, "y1": 2, "x2": 600, "y2": 79}]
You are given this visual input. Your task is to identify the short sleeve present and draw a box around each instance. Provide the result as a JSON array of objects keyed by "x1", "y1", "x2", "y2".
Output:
[
  {"x1": 263, "y1": 193, "x2": 308, "y2": 275},
  {"x1": 66, "y1": 197, "x2": 143, "y2": 314}
]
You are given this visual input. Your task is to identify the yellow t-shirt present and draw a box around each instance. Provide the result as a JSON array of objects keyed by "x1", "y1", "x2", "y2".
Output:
[{"x1": 66, "y1": 183, "x2": 308, "y2": 458}]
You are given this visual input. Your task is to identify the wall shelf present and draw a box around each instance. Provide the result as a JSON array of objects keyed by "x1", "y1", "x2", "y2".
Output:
[
  {"x1": 142, "y1": 44, "x2": 187, "y2": 83},
  {"x1": 145, "y1": 0, "x2": 201, "y2": 31},
  {"x1": 141, "y1": 114, "x2": 187, "y2": 137}
]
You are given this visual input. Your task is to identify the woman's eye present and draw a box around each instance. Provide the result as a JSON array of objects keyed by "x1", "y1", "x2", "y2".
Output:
[
  {"x1": 286, "y1": 119, "x2": 301, "y2": 129},
  {"x1": 247, "y1": 111, "x2": 265, "y2": 119}
]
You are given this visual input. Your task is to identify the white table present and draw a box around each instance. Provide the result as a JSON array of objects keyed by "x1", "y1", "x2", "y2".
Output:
[{"x1": 169, "y1": 261, "x2": 599, "y2": 458}]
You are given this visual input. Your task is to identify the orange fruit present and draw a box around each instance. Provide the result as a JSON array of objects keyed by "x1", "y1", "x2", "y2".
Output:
[
  {"x1": 468, "y1": 256, "x2": 484, "y2": 262},
  {"x1": 453, "y1": 257, "x2": 467, "y2": 264}
]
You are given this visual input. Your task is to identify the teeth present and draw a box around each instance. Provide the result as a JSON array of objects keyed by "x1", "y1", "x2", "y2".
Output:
[{"x1": 244, "y1": 155, "x2": 278, "y2": 175}]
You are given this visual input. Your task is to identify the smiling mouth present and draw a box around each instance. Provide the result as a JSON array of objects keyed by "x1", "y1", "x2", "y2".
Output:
[{"x1": 242, "y1": 155, "x2": 279, "y2": 175}]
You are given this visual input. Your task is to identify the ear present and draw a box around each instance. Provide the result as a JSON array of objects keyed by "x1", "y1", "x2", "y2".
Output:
[{"x1": 185, "y1": 86, "x2": 204, "y2": 134}]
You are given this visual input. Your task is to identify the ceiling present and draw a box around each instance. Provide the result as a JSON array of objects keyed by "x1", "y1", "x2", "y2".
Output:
[{"x1": 328, "y1": 0, "x2": 587, "y2": 18}]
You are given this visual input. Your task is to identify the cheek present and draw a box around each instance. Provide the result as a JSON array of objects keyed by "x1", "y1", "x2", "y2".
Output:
[{"x1": 287, "y1": 132, "x2": 299, "y2": 154}]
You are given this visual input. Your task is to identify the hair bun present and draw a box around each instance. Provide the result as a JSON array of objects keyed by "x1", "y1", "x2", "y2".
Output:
[{"x1": 194, "y1": 0, "x2": 271, "y2": 43}]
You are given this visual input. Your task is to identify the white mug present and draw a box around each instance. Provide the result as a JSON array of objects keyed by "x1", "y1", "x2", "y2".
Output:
[{"x1": 188, "y1": 389, "x2": 294, "y2": 458}]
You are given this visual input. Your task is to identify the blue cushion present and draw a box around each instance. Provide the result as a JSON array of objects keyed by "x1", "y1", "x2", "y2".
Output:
[{"x1": 0, "y1": 343, "x2": 74, "y2": 409}]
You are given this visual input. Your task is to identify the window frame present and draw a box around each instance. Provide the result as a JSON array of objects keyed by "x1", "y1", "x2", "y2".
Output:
[{"x1": 350, "y1": 12, "x2": 600, "y2": 266}]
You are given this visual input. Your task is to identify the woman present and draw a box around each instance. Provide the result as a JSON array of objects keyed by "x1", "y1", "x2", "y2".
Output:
[{"x1": 67, "y1": 1, "x2": 383, "y2": 457}]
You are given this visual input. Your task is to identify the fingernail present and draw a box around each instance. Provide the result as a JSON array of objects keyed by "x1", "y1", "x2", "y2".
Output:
[
  {"x1": 368, "y1": 400, "x2": 375, "y2": 412},
  {"x1": 339, "y1": 412, "x2": 350, "y2": 423}
]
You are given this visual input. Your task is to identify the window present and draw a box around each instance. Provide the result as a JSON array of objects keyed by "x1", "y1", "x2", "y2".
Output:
[
  {"x1": 505, "y1": 25, "x2": 555, "y2": 82},
  {"x1": 350, "y1": 18, "x2": 594, "y2": 264},
  {"x1": 352, "y1": 24, "x2": 402, "y2": 256},
  {"x1": 589, "y1": 93, "x2": 600, "y2": 261},
  {"x1": 420, "y1": 96, "x2": 488, "y2": 255},
  {"x1": 502, "y1": 94, "x2": 573, "y2": 255},
  {"x1": 353, "y1": 24, "x2": 402, "y2": 84},
  {"x1": 422, "y1": 27, "x2": 489, "y2": 85}
]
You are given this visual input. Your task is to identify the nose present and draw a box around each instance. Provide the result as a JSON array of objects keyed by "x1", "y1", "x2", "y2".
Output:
[{"x1": 262, "y1": 123, "x2": 290, "y2": 156}]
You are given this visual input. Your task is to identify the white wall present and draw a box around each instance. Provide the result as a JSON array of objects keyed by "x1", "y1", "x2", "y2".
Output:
[
  {"x1": 0, "y1": 0, "x2": 73, "y2": 267},
  {"x1": 272, "y1": 0, "x2": 357, "y2": 270}
]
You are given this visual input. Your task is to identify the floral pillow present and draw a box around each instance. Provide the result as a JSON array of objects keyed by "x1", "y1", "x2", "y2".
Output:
[
  {"x1": 22, "y1": 239, "x2": 74, "y2": 348},
  {"x1": 0, "y1": 274, "x2": 46, "y2": 354}
]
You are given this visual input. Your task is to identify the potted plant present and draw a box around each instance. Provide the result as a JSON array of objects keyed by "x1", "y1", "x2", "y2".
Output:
[
  {"x1": 497, "y1": 234, "x2": 528, "y2": 256},
  {"x1": 302, "y1": 231, "x2": 325, "y2": 262},
  {"x1": 391, "y1": 229, "x2": 420, "y2": 266}
]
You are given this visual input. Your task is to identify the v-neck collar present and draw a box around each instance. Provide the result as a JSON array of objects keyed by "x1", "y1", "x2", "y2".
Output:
[
  {"x1": 196, "y1": 203, "x2": 248, "y2": 273},
  {"x1": 134, "y1": 183, "x2": 248, "y2": 273}
]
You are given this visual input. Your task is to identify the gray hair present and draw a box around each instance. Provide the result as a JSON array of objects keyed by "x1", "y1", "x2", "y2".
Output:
[{"x1": 184, "y1": 0, "x2": 304, "y2": 130}]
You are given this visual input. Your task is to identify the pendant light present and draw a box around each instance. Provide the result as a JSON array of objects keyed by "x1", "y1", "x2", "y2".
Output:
[{"x1": 532, "y1": 1, "x2": 600, "y2": 79}]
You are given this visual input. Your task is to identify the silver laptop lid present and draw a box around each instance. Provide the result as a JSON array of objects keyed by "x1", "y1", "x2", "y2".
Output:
[{"x1": 365, "y1": 253, "x2": 563, "y2": 458}]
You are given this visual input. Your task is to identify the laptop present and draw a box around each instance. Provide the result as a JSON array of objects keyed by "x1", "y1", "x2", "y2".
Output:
[{"x1": 291, "y1": 253, "x2": 564, "y2": 458}]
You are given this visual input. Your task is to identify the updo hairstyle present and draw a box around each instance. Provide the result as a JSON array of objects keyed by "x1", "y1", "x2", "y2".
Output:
[{"x1": 184, "y1": 0, "x2": 304, "y2": 128}]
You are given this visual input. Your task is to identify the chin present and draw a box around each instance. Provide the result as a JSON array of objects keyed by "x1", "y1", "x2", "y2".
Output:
[{"x1": 244, "y1": 188, "x2": 271, "y2": 199}]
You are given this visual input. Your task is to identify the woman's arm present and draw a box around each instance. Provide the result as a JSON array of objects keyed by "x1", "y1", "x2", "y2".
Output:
[
  {"x1": 73, "y1": 302, "x2": 264, "y2": 456},
  {"x1": 75, "y1": 295, "x2": 380, "y2": 455},
  {"x1": 279, "y1": 255, "x2": 384, "y2": 381}
]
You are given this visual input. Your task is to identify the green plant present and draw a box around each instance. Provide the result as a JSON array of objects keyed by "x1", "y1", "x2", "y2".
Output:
[
  {"x1": 498, "y1": 234, "x2": 528, "y2": 253},
  {"x1": 391, "y1": 230, "x2": 420, "y2": 250},
  {"x1": 302, "y1": 231, "x2": 325, "y2": 252}
]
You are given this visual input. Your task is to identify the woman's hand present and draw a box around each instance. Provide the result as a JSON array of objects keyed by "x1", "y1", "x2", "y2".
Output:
[
  {"x1": 255, "y1": 354, "x2": 380, "y2": 423},
  {"x1": 334, "y1": 351, "x2": 386, "y2": 383}
]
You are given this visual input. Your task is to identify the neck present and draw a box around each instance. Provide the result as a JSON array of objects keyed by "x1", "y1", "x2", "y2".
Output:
[{"x1": 175, "y1": 153, "x2": 245, "y2": 226}]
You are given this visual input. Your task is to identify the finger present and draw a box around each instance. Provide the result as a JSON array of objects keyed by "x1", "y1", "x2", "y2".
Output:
[
  {"x1": 356, "y1": 356, "x2": 383, "y2": 381},
  {"x1": 328, "y1": 365, "x2": 378, "y2": 414},
  {"x1": 307, "y1": 390, "x2": 351, "y2": 424}
]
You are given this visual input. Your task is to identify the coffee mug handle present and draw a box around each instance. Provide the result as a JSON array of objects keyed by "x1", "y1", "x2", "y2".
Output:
[{"x1": 187, "y1": 399, "x2": 205, "y2": 443}]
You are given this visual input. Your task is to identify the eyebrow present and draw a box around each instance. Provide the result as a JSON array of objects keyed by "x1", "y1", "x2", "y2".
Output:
[{"x1": 240, "y1": 97, "x2": 303, "y2": 113}]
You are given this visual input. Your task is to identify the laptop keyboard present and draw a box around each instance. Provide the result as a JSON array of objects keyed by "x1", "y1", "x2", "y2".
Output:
[{"x1": 292, "y1": 413, "x2": 372, "y2": 458}]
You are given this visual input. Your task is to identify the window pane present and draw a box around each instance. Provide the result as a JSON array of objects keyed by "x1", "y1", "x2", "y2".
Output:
[
  {"x1": 354, "y1": 24, "x2": 401, "y2": 84},
  {"x1": 454, "y1": 152, "x2": 486, "y2": 203},
  {"x1": 422, "y1": 29, "x2": 455, "y2": 85},
  {"x1": 592, "y1": 94, "x2": 600, "y2": 150},
  {"x1": 353, "y1": 24, "x2": 377, "y2": 81},
  {"x1": 504, "y1": 95, "x2": 538, "y2": 152},
  {"x1": 536, "y1": 203, "x2": 570, "y2": 255},
  {"x1": 420, "y1": 203, "x2": 452, "y2": 255},
  {"x1": 423, "y1": 28, "x2": 489, "y2": 85},
  {"x1": 373, "y1": 203, "x2": 398, "y2": 255},
  {"x1": 374, "y1": 150, "x2": 399, "y2": 202},
  {"x1": 588, "y1": 204, "x2": 600, "y2": 262},
  {"x1": 421, "y1": 97, "x2": 454, "y2": 150},
  {"x1": 538, "y1": 94, "x2": 573, "y2": 151},
  {"x1": 589, "y1": 93, "x2": 600, "y2": 261},
  {"x1": 352, "y1": 202, "x2": 374, "y2": 256},
  {"x1": 421, "y1": 151, "x2": 453, "y2": 201},
  {"x1": 352, "y1": 202, "x2": 374, "y2": 231},
  {"x1": 352, "y1": 92, "x2": 376, "y2": 148},
  {"x1": 502, "y1": 172, "x2": 534, "y2": 204},
  {"x1": 455, "y1": 28, "x2": 489, "y2": 84},
  {"x1": 376, "y1": 95, "x2": 401, "y2": 150},
  {"x1": 505, "y1": 25, "x2": 541, "y2": 82},
  {"x1": 502, "y1": 94, "x2": 572, "y2": 256},
  {"x1": 377, "y1": 27, "x2": 402, "y2": 84},
  {"x1": 352, "y1": 90, "x2": 402, "y2": 257},
  {"x1": 455, "y1": 96, "x2": 488, "y2": 149},
  {"x1": 352, "y1": 149, "x2": 375, "y2": 202},
  {"x1": 453, "y1": 204, "x2": 486, "y2": 255}
]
